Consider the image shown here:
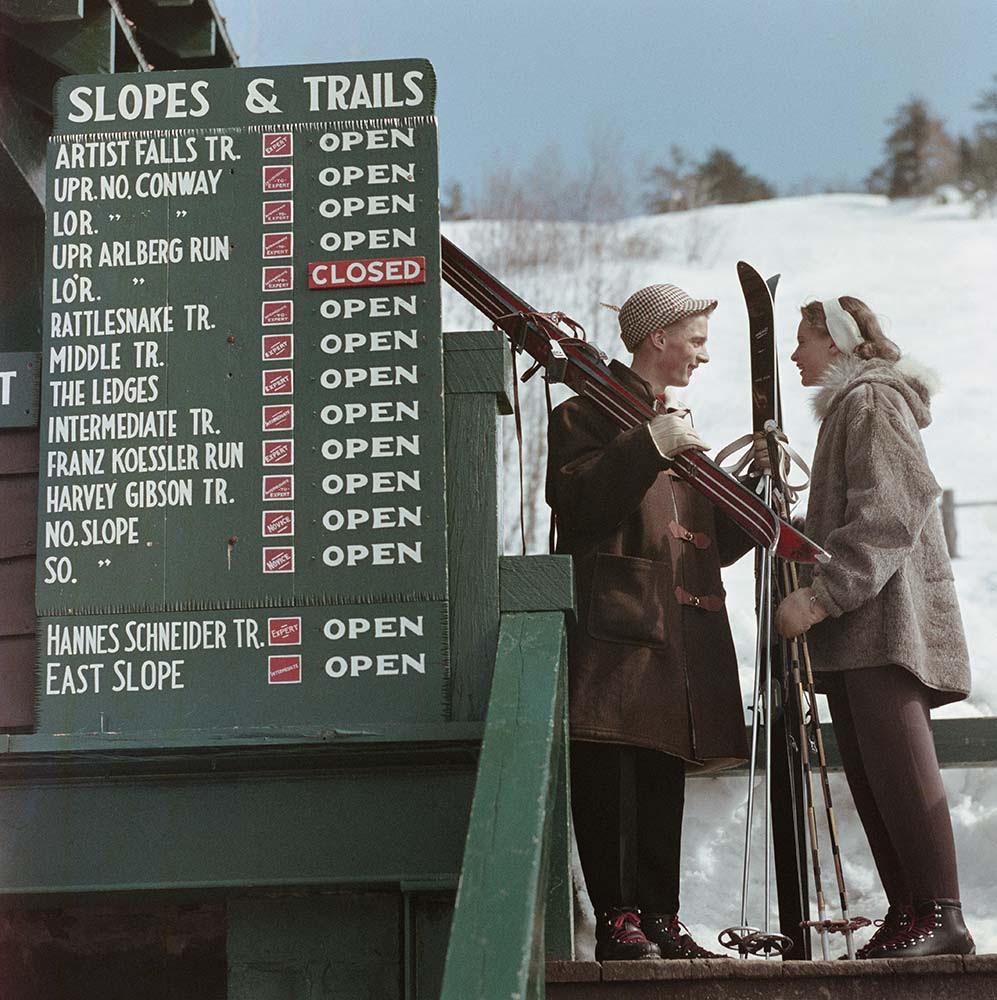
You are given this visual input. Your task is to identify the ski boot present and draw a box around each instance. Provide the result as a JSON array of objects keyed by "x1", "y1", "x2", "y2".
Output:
[
  {"x1": 643, "y1": 913, "x2": 723, "y2": 959},
  {"x1": 595, "y1": 908, "x2": 661, "y2": 961},
  {"x1": 864, "y1": 898, "x2": 975, "y2": 958}
]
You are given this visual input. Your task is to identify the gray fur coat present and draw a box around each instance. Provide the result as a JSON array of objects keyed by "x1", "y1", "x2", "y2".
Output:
[{"x1": 800, "y1": 354, "x2": 970, "y2": 706}]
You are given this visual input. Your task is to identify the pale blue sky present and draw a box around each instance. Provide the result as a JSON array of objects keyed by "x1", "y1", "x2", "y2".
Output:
[{"x1": 222, "y1": 0, "x2": 997, "y2": 205}]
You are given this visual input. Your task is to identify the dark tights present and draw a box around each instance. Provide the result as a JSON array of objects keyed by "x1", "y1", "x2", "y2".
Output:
[
  {"x1": 824, "y1": 665, "x2": 959, "y2": 904},
  {"x1": 570, "y1": 741, "x2": 685, "y2": 914}
]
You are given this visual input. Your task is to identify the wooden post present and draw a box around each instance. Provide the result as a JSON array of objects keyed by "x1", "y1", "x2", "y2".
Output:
[{"x1": 941, "y1": 489, "x2": 958, "y2": 559}]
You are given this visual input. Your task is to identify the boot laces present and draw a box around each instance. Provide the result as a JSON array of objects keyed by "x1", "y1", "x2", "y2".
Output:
[
  {"x1": 611, "y1": 911, "x2": 647, "y2": 945},
  {"x1": 857, "y1": 907, "x2": 911, "y2": 957},
  {"x1": 664, "y1": 916, "x2": 716, "y2": 957},
  {"x1": 880, "y1": 907, "x2": 934, "y2": 951}
]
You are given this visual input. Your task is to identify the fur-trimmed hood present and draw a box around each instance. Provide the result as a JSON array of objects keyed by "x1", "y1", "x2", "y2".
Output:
[{"x1": 810, "y1": 354, "x2": 941, "y2": 429}]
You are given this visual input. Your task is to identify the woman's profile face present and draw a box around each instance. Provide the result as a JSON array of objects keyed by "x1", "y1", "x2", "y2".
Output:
[{"x1": 790, "y1": 319, "x2": 838, "y2": 386}]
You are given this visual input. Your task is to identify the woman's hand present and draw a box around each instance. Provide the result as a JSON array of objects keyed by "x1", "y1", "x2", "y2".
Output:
[{"x1": 775, "y1": 586, "x2": 828, "y2": 639}]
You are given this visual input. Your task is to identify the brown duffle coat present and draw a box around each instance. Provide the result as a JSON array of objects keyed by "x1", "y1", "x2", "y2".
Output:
[
  {"x1": 801, "y1": 354, "x2": 971, "y2": 707},
  {"x1": 546, "y1": 363, "x2": 751, "y2": 771}
]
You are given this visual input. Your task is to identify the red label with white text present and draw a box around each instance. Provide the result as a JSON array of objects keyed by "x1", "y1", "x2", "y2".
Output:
[
  {"x1": 262, "y1": 232, "x2": 294, "y2": 258},
  {"x1": 262, "y1": 132, "x2": 293, "y2": 158},
  {"x1": 262, "y1": 368, "x2": 293, "y2": 395},
  {"x1": 262, "y1": 334, "x2": 293, "y2": 361},
  {"x1": 308, "y1": 256, "x2": 427, "y2": 290},
  {"x1": 263, "y1": 164, "x2": 293, "y2": 192},
  {"x1": 263, "y1": 546, "x2": 294, "y2": 574},
  {"x1": 262, "y1": 266, "x2": 293, "y2": 292},
  {"x1": 262, "y1": 439, "x2": 294, "y2": 466},
  {"x1": 268, "y1": 617, "x2": 301, "y2": 645},
  {"x1": 262, "y1": 300, "x2": 293, "y2": 326},
  {"x1": 262, "y1": 200, "x2": 293, "y2": 224},
  {"x1": 268, "y1": 654, "x2": 301, "y2": 684},
  {"x1": 262, "y1": 475, "x2": 294, "y2": 501},
  {"x1": 262, "y1": 510, "x2": 295, "y2": 537},
  {"x1": 262, "y1": 404, "x2": 294, "y2": 431}
]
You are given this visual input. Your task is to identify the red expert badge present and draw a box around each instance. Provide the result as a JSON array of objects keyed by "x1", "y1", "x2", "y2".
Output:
[
  {"x1": 263, "y1": 164, "x2": 293, "y2": 192},
  {"x1": 262, "y1": 132, "x2": 293, "y2": 158},
  {"x1": 262, "y1": 368, "x2": 293, "y2": 395},
  {"x1": 262, "y1": 334, "x2": 293, "y2": 361},
  {"x1": 262, "y1": 232, "x2": 294, "y2": 258},
  {"x1": 262, "y1": 265, "x2": 293, "y2": 292},
  {"x1": 262, "y1": 300, "x2": 293, "y2": 326},
  {"x1": 262, "y1": 439, "x2": 294, "y2": 466},
  {"x1": 268, "y1": 616, "x2": 301, "y2": 645},
  {"x1": 262, "y1": 200, "x2": 294, "y2": 224},
  {"x1": 262, "y1": 475, "x2": 294, "y2": 501}
]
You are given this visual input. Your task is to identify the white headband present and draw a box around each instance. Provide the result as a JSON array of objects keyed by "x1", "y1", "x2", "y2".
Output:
[{"x1": 823, "y1": 298, "x2": 863, "y2": 355}]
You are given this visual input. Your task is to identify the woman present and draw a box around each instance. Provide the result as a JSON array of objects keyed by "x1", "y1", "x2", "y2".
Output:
[{"x1": 775, "y1": 296, "x2": 974, "y2": 959}]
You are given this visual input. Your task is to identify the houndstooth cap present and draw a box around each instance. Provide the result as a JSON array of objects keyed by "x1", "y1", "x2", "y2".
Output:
[{"x1": 618, "y1": 284, "x2": 717, "y2": 351}]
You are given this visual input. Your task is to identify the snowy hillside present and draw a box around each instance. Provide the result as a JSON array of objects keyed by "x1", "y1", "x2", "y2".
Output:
[{"x1": 442, "y1": 194, "x2": 997, "y2": 956}]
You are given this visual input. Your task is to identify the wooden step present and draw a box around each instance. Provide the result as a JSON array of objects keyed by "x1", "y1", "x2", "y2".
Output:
[{"x1": 547, "y1": 954, "x2": 997, "y2": 999}]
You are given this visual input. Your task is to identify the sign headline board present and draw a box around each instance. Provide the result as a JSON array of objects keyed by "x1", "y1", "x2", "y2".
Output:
[{"x1": 34, "y1": 61, "x2": 449, "y2": 744}]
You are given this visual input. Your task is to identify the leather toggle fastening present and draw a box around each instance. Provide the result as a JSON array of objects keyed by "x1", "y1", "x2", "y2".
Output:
[
  {"x1": 668, "y1": 520, "x2": 711, "y2": 549},
  {"x1": 675, "y1": 586, "x2": 725, "y2": 612}
]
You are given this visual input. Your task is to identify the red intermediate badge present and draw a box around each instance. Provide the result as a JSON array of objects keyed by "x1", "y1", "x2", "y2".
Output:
[
  {"x1": 262, "y1": 475, "x2": 294, "y2": 501},
  {"x1": 268, "y1": 654, "x2": 301, "y2": 684},
  {"x1": 262, "y1": 404, "x2": 294, "y2": 431}
]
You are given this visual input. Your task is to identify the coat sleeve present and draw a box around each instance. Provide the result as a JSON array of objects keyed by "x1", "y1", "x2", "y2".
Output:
[
  {"x1": 546, "y1": 398, "x2": 667, "y2": 538},
  {"x1": 810, "y1": 385, "x2": 941, "y2": 617}
]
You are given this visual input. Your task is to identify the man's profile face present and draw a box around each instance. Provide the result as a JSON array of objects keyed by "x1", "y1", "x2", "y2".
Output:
[{"x1": 656, "y1": 313, "x2": 710, "y2": 388}]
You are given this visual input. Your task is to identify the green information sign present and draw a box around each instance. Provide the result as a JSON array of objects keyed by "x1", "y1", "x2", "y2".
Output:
[{"x1": 34, "y1": 61, "x2": 449, "y2": 745}]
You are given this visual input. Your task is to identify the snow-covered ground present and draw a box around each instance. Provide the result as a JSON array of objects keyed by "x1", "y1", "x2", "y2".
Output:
[{"x1": 443, "y1": 193, "x2": 997, "y2": 956}]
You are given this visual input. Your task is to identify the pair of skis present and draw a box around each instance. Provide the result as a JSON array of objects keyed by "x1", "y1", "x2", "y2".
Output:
[
  {"x1": 725, "y1": 263, "x2": 857, "y2": 961},
  {"x1": 441, "y1": 237, "x2": 829, "y2": 566}
]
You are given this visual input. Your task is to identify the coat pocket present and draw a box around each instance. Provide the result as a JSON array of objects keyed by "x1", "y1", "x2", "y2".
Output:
[{"x1": 587, "y1": 552, "x2": 670, "y2": 646}]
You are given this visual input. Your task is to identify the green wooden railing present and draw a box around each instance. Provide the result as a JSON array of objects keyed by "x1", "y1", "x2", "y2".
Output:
[{"x1": 440, "y1": 607, "x2": 572, "y2": 1000}]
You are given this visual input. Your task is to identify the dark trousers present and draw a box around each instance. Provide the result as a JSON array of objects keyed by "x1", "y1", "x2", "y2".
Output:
[
  {"x1": 570, "y1": 740, "x2": 685, "y2": 915},
  {"x1": 824, "y1": 664, "x2": 960, "y2": 904}
]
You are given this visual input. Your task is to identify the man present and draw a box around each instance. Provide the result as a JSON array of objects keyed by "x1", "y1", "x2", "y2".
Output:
[{"x1": 546, "y1": 283, "x2": 752, "y2": 961}]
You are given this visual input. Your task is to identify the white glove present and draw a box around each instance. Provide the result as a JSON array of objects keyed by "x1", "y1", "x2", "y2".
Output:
[
  {"x1": 648, "y1": 413, "x2": 710, "y2": 459},
  {"x1": 775, "y1": 586, "x2": 828, "y2": 639}
]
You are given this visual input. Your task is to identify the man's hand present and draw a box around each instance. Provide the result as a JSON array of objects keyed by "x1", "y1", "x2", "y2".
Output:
[
  {"x1": 648, "y1": 413, "x2": 710, "y2": 459},
  {"x1": 751, "y1": 431, "x2": 771, "y2": 472},
  {"x1": 775, "y1": 586, "x2": 828, "y2": 639}
]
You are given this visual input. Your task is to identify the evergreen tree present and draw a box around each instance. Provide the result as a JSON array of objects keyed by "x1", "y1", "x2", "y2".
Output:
[
  {"x1": 867, "y1": 97, "x2": 957, "y2": 198},
  {"x1": 645, "y1": 146, "x2": 774, "y2": 212},
  {"x1": 965, "y1": 74, "x2": 997, "y2": 204},
  {"x1": 694, "y1": 148, "x2": 775, "y2": 205}
]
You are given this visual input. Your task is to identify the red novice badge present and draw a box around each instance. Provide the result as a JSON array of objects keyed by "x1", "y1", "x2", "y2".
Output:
[
  {"x1": 262, "y1": 300, "x2": 293, "y2": 326},
  {"x1": 262, "y1": 439, "x2": 294, "y2": 466},
  {"x1": 262, "y1": 368, "x2": 293, "y2": 395},
  {"x1": 262, "y1": 510, "x2": 295, "y2": 537},
  {"x1": 262, "y1": 474, "x2": 294, "y2": 501},
  {"x1": 268, "y1": 616, "x2": 301, "y2": 645},
  {"x1": 262, "y1": 200, "x2": 294, "y2": 224},
  {"x1": 262, "y1": 266, "x2": 293, "y2": 292},
  {"x1": 262, "y1": 132, "x2": 293, "y2": 158},
  {"x1": 268, "y1": 654, "x2": 301, "y2": 684},
  {"x1": 263, "y1": 164, "x2": 293, "y2": 192},
  {"x1": 262, "y1": 404, "x2": 294, "y2": 431},
  {"x1": 263, "y1": 546, "x2": 294, "y2": 573},
  {"x1": 262, "y1": 334, "x2": 293, "y2": 361},
  {"x1": 262, "y1": 232, "x2": 293, "y2": 258},
  {"x1": 308, "y1": 256, "x2": 426, "y2": 290}
]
